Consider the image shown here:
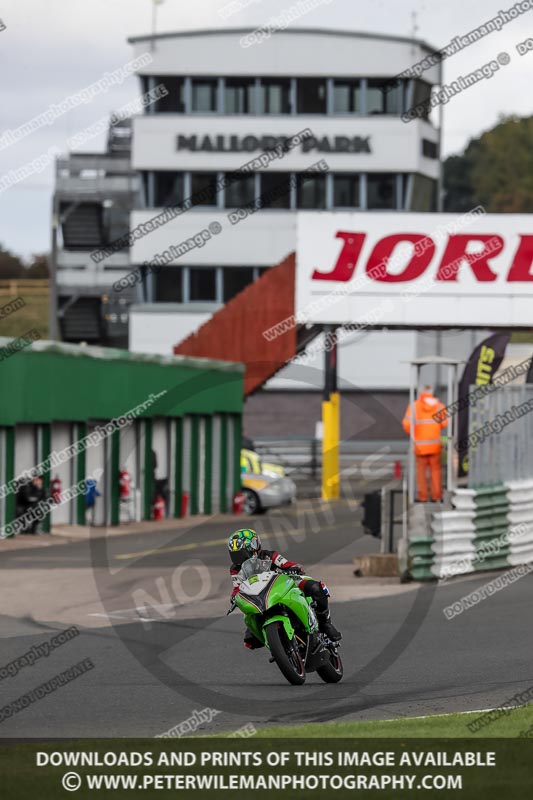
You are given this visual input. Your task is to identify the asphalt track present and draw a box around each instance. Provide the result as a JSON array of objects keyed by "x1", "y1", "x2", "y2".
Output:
[{"x1": 0, "y1": 500, "x2": 531, "y2": 738}]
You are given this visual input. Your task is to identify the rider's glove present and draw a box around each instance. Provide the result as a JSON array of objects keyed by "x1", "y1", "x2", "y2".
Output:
[
  {"x1": 287, "y1": 564, "x2": 304, "y2": 575},
  {"x1": 230, "y1": 586, "x2": 239, "y2": 600}
]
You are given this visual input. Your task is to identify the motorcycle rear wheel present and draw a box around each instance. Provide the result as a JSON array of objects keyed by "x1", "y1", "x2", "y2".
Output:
[{"x1": 265, "y1": 624, "x2": 306, "y2": 685}]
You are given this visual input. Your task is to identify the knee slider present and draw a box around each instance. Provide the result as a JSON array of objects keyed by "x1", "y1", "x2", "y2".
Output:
[{"x1": 306, "y1": 580, "x2": 324, "y2": 602}]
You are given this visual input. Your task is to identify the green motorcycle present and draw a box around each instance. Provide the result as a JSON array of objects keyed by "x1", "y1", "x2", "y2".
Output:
[{"x1": 228, "y1": 556, "x2": 343, "y2": 686}]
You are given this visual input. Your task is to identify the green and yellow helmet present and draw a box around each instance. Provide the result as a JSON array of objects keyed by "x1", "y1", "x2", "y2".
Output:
[{"x1": 227, "y1": 528, "x2": 261, "y2": 566}]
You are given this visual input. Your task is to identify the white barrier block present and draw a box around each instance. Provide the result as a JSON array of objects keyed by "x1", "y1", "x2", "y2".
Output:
[
  {"x1": 451, "y1": 489, "x2": 477, "y2": 511},
  {"x1": 431, "y1": 556, "x2": 475, "y2": 579},
  {"x1": 433, "y1": 529, "x2": 476, "y2": 543},
  {"x1": 431, "y1": 539, "x2": 476, "y2": 556},
  {"x1": 507, "y1": 509, "x2": 533, "y2": 525},
  {"x1": 431, "y1": 511, "x2": 475, "y2": 534},
  {"x1": 506, "y1": 480, "x2": 533, "y2": 505},
  {"x1": 508, "y1": 527, "x2": 533, "y2": 546},
  {"x1": 508, "y1": 550, "x2": 533, "y2": 566}
]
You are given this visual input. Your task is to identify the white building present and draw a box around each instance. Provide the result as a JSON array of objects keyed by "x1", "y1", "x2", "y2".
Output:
[{"x1": 127, "y1": 27, "x2": 449, "y2": 392}]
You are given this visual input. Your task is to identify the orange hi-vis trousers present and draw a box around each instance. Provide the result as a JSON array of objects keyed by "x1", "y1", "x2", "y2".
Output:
[{"x1": 416, "y1": 452, "x2": 442, "y2": 502}]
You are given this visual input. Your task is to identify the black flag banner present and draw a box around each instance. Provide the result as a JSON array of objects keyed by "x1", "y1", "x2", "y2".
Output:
[
  {"x1": 526, "y1": 352, "x2": 533, "y2": 385},
  {"x1": 457, "y1": 332, "x2": 511, "y2": 478}
]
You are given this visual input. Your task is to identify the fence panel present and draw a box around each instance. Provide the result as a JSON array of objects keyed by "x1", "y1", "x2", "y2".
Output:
[
  {"x1": 468, "y1": 384, "x2": 533, "y2": 487},
  {"x1": 0, "y1": 279, "x2": 49, "y2": 296}
]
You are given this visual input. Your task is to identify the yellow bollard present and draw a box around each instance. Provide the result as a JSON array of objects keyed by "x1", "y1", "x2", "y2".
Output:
[
  {"x1": 329, "y1": 391, "x2": 340, "y2": 499},
  {"x1": 322, "y1": 400, "x2": 332, "y2": 500},
  {"x1": 322, "y1": 394, "x2": 340, "y2": 500}
]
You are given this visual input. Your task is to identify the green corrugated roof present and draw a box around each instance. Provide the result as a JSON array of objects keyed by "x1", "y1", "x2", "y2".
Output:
[{"x1": 0, "y1": 338, "x2": 245, "y2": 374}]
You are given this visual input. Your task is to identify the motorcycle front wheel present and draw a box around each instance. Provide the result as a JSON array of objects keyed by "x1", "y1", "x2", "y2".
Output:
[
  {"x1": 265, "y1": 623, "x2": 306, "y2": 685},
  {"x1": 316, "y1": 650, "x2": 343, "y2": 683}
]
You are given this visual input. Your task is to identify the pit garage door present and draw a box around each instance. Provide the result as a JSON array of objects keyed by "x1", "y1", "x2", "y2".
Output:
[
  {"x1": 152, "y1": 418, "x2": 170, "y2": 481},
  {"x1": 119, "y1": 419, "x2": 140, "y2": 522},
  {"x1": 119, "y1": 419, "x2": 138, "y2": 483},
  {"x1": 50, "y1": 423, "x2": 75, "y2": 525},
  {"x1": 182, "y1": 416, "x2": 192, "y2": 502},
  {"x1": 227, "y1": 415, "x2": 238, "y2": 511},
  {"x1": 198, "y1": 417, "x2": 206, "y2": 516},
  {"x1": 168, "y1": 418, "x2": 177, "y2": 517},
  {"x1": 211, "y1": 415, "x2": 221, "y2": 515},
  {"x1": 14, "y1": 424, "x2": 37, "y2": 481},
  {"x1": 152, "y1": 417, "x2": 171, "y2": 518},
  {"x1": 86, "y1": 422, "x2": 107, "y2": 526}
]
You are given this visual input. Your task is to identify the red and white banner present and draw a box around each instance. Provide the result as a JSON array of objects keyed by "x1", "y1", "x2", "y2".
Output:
[{"x1": 295, "y1": 212, "x2": 533, "y2": 327}]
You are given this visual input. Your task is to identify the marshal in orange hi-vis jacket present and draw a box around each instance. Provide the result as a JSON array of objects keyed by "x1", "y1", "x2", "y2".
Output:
[{"x1": 402, "y1": 386, "x2": 448, "y2": 502}]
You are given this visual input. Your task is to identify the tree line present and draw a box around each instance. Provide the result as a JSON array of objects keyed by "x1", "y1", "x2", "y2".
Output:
[
  {"x1": 444, "y1": 115, "x2": 533, "y2": 213},
  {"x1": 0, "y1": 247, "x2": 48, "y2": 280}
]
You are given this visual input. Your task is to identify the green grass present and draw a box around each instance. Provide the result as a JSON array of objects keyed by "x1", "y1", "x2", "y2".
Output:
[
  {"x1": 253, "y1": 703, "x2": 533, "y2": 738},
  {"x1": 1, "y1": 713, "x2": 532, "y2": 799},
  {"x1": 0, "y1": 294, "x2": 49, "y2": 339}
]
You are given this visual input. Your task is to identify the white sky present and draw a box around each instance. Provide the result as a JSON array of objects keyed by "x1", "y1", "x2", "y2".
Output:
[{"x1": 0, "y1": 0, "x2": 530, "y2": 260}]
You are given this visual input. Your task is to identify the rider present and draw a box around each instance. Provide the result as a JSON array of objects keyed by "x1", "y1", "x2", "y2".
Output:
[{"x1": 228, "y1": 528, "x2": 342, "y2": 648}]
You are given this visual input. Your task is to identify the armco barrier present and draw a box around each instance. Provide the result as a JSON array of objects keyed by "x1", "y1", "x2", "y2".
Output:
[{"x1": 407, "y1": 482, "x2": 533, "y2": 580}]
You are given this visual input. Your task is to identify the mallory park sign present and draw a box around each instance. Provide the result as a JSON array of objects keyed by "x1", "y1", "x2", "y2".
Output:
[{"x1": 176, "y1": 134, "x2": 372, "y2": 154}]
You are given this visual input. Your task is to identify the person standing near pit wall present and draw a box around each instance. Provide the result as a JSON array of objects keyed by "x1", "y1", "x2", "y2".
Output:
[{"x1": 402, "y1": 385, "x2": 448, "y2": 502}]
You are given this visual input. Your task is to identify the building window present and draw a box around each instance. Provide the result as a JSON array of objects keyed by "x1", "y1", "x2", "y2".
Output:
[
  {"x1": 152, "y1": 77, "x2": 185, "y2": 112},
  {"x1": 141, "y1": 172, "x2": 150, "y2": 206},
  {"x1": 223, "y1": 267, "x2": 255, "y2": 302},
  {"x1": 401, "y1": 174, "x2": 409, "y2": 210},
  {"x1": 297, "y1": 174, "x2": 326, "y2": 209},
  {"x1": 190, "y1": 173, "x2": 218, "y2": 206},
  {"x1": 191, "y1": 79, "x2": 218, "y2": 112},
  {"x1": 260, "y1": 172, "x2": 292, "y2": 209},
  {"x1": 412, "y1": 80, "x2": 432, "y2": 120},
  {"x1": 333, "y1": 174, "x2": 360, "y2": 207},
  {"x1": 422, "y1": 138, "x2": 438, "y2": 159},
  {"x1": 258, "y1": 79, "x2": 292, "y2": 114},
  {"x1": 367, "y1": 79, "x2": 404, "y2": 115},
  {"x1": 409, "y1": 175, "x2": 437, "y2": 211},
  {"x1": 103, "y1": 206, "x2": 129, "y2": 243},
  {"x1": 189, "y1": 267, "x2": 217, "y2": 301},
  {"x1": 225, "y1": 174, "x2": 256, "y2": 207},
  {"x1": 367, "y1": 174, "x2": 397, "y2": 209},
  {"x1": 155, "y1": 267, "x2": 183, "y2": 302},
  {"x1": 332, "y1": 80, "x2": 361, "y2": 113},
  {"x1": 297, "y1": 79, "x2": 327, "y2": 114},
  {"x1": 224, "y1": 78, "x2": 255, "y2": 113},
  {"x1": 153, "y1": 172, "x2": 184, "y2": 206}
]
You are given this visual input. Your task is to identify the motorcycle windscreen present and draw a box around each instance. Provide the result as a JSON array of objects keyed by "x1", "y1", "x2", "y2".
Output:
[{"x1": 238, "y1": 573, "x2": 279, "y2": 612}]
